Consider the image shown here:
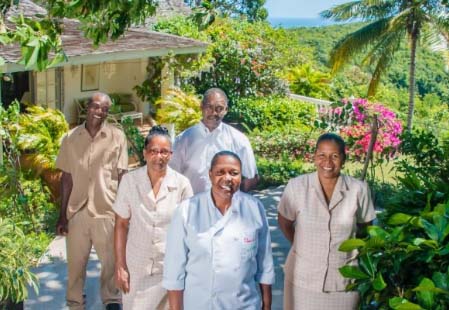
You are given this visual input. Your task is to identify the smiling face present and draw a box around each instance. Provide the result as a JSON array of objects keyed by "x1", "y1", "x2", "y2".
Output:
[
  {"x1": 143, "y1": 135, "x2": 172, "y2": 172},
  {"x1": 201, "y1": 92, "x2": 228, "y2": 131},
  {"x1": 209, "y1": 154, "x2": 241, "y2": 200},
  {"x1": 86, "y1": 93, "x2": 111, "y2": 126},
  {"x1": 314, "y1": 140, "x2": 345, "y2": 180}
]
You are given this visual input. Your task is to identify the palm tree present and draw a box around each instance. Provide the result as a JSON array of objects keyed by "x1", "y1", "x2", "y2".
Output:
[{"x1": 321, "y1": 1, "x2": 449, "y2": 131}]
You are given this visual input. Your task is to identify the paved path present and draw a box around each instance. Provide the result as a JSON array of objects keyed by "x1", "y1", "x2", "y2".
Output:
[{"x1": 26, "y1": 186, "x2": 288, "y2": 309}]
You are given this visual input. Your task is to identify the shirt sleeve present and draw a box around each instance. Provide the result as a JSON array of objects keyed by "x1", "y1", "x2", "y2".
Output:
[
  {"x1": 117, "y1": 130, "x2": 128, "y2": 171},
  {"x1": 180, "y1": 177, "x2": 194, "y2": 201},
  {"x1": 238, "y1": 136, "x2": 258, "y2": 179},
  {"x1": 55, "y1": 134, "x2": 71, "y2": 174},
  {"x1": 277, "y1": 180, "x2": 297, "y2": 221},
  {"x1": 255, "y1": 200, "x2": 275, "y2": 285},
  {"x1": 112, "y1": 174, "x2": 131, "y2": 219},
  {"x1": 169, "y1": 134, "x2": 184, "y2": 173},
  {"x1": 163, "y1": 202, "x2": 189, "y2": 290},
  {"x1": 356, "y1": 181, "x2": 376, "y2": 224}
]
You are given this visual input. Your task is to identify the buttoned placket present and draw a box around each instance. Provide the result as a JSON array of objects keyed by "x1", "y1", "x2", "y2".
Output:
[
  {"x1": 209, "y1": 201, "x2": 235, "y2": 309},
  {"x1": 313, "y1": 175, "x2": 346, "y2": 291}
]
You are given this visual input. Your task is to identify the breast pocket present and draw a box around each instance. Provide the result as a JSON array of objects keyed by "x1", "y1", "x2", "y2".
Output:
[
  {"x1": 103, "y1": 149, "x2": 118, "y2": 170},
  {"x1": 240, "y1": 230, "x2": 258, "y2": 262}
]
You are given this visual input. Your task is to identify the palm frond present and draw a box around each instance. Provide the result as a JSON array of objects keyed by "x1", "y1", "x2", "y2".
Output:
[
  {"x1": 321, "y1": 0, "x2": 397, "y2": 22},
  {"x1": 361, "y1": 17, "x2": 405, "y2": 67},
  {"x1": 367, "y1": 36, "x2": 401, "y2": 96},
  {"x1": 330, "y1": 17, "x2": 391, "y2": 73}
]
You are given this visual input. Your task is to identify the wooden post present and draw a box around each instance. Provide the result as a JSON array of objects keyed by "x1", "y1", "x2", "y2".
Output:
[{"x1": 360, "y1": 115, "x2": 378, "y2": 181}]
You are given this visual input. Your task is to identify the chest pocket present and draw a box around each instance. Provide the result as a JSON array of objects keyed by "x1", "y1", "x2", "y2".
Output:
[{"x1": 240, "y1": 230, "x2": 258, "y2": 262}]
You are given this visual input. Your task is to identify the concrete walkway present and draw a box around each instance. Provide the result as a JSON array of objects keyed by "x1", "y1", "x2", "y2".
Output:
[{"x1": 25, "y1": 186, "x2": 288, "y2": 309}]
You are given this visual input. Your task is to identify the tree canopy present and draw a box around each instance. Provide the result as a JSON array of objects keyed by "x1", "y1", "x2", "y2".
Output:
[{"x1": 0, "y1": 0, "x2": 158, "y2": 70}]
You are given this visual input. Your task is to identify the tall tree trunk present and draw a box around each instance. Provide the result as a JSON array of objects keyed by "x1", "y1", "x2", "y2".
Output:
[{"x1": 407, "y1": 32, "x2": 418, "y2": 132}]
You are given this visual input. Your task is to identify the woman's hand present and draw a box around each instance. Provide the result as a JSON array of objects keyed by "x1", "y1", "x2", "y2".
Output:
[{"x1": 115, "y1": 265, "x2": 130, "y2": 293}]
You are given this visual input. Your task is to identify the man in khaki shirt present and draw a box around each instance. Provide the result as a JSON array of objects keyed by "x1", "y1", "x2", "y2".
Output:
[{"x1": 56, "y1": 92, "x2": 128, "y2": 310}]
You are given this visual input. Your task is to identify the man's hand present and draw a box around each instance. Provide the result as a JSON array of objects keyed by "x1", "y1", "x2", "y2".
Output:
[
  {"x1": 115, "y1": 265, "x2": 130, "y2": 293},
  {"x1": 56, "y1": 216, "x2": 69, "y2": 235}
]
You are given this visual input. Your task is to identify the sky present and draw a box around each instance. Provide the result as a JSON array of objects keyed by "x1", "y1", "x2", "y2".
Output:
[{"x1": 265, "y1": 0, "x2": 349, "y2": 18}]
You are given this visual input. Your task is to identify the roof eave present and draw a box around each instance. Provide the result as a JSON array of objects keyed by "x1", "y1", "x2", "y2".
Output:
[{"x1": 1, "y1": 45, "x2": 207, "y2": 73}]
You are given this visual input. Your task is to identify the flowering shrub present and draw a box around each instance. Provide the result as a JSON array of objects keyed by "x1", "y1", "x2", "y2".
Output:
[{"x1": 315, "y1": 98, "x2": 403, "y2": 160}]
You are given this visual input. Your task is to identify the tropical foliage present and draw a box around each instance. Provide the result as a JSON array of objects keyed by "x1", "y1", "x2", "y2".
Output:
[
  {"x1": 14, "y1": 105, "x2": 68, "y2": 171},
  {"x1": 284, "y1": 64, "x2": 331, "y2": 99},
  {"x1": 152, "y1": 16, "x2": 309, "y2": 102},
  {"x1": 321, "y1": 0, "x2": 449, "y2": 131},
  {"x1": 155, "y1": 88, "x2": 202, "y2": 133},
  {"x1": 338, "y1": 129, "x2": 449, "y2": 309},
  {"x1": 0, "y1": 218, "x2": 40, "y2": 304},
  {"x1": 227, "y1": 96, "x2": 315, "y2": 131}
]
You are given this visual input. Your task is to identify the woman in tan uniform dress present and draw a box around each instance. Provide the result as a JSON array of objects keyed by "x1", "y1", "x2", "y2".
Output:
[
  {"x1": 278, "y1": 133, "x2": 376, "y2": 310},
  {"x1": 113, "y1": 126, "x2": 193, "y2": 310}
]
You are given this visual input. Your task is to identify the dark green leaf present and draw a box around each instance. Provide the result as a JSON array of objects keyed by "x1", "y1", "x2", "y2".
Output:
[
  {"x1": 339, "y1": 238, "x2": 366, "y2": 252},
  {"x1": 372, "y1": 273, "x2": 387, "y2": 291},
  {"x1": 339, "y1": 265, "x2": 370, "y2": 279},
  {"x1": 388, "y1": 213, "x2": 413, "y2": 225},
  {"x1": 389, "y1": 297, "x2": 423, "y2": 309},
  {"x1": 414, "y1": 277, "x2": 435, "y2": 309}
]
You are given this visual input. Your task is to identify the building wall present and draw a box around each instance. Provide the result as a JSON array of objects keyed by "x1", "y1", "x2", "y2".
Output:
[{"x1": 61, "y1": 58, "x2": 148, "y2": 124}]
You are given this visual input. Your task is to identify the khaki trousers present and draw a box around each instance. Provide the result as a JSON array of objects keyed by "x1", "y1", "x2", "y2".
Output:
[{"x1": 66, "y1": 207, "x2": 121, "y2": 310}]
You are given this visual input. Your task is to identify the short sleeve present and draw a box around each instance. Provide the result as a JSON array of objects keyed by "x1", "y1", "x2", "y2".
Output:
[
  {"x1": 237, "y1": 136, "x2": 258, "y2": 179},
  {"x1": 277, "y1": 180, "x2": 298, "y2": 222},
  {"x1": 356, "y1": 182, "x2": 376, "y2": 224},
  {"x1": 55, "y1": 134, "x2": 71, "y2": 173},
  {"x1": 180, "y1": 177, "x2": 194, "y2": 201},
  {"x1": 116, "y1": 131, "x2": 128, "y2": 171},
  {"x1": 169, "y1": 134, "x2": 185, "y2": 173},
  {"x1": 112, "y1": 174, "x2": 131, "y2": 219}
]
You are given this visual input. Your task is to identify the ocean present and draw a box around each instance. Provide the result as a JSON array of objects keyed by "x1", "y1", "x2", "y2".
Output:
[{"x1": 268, "y1": 17, "x2": 340, "y2": 28}]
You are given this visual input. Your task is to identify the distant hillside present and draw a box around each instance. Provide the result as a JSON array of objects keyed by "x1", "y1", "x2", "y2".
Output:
[{"x1": 289, "y1": 23, "x2": 449, "y2": 104}]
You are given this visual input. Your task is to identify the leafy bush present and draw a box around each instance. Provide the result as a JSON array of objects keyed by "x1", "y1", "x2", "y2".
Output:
[
  {"x1": 256, "y1": 157, "x2": 306, "y2": 187},
  {"x1": 339, "y1": 200, "x2": 449, "y2": 309},
  {"x1": 249, "y1": 126, "x2": 314, "y2": 161},
  {"x1": 0, "y1": 218, "x2": 41, "y2": 304},
  {"x1": 227, "y1": 96, "x2": 315, "y2": 131},
  {"x1": 0, "y1": 176, "x2": 57, "y2": 236},
  {"x1": 14, "y1": 105, "x2": 68, "y2": 171},
  {"x1": 384, "y1": 130, "x2": 449, "y2": 217},
  {"x1": 249, "y1": 126, "x2": 315, "y2": 187}
]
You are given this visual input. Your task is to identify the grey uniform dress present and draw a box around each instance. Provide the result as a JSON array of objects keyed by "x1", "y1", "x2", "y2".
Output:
[{"x1": 278, "y1": 172, "x2": 376, "y2": 310}]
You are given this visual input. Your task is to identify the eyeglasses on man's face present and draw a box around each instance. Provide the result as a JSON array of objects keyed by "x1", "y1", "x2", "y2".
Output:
[
  {"x1": 146, "y1": 148, "x2": 173, "y2": 157},
  {"x1": 202, "y1": 103, "x2": 227, "y2": 114}
]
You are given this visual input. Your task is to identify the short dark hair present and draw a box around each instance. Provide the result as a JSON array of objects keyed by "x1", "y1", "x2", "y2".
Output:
[
  {"x1": 210, "y1": 150, "x2": 241, "y2": 170},
  {"x1": 144, "y1": 125, "x2": 171, "y2": 148},
  {"x1": 315, "y1": 133, "x2": 346, "y2": 161},
  {"x1": 201, "y1": 88, "x2": 229, "y2": 106}
]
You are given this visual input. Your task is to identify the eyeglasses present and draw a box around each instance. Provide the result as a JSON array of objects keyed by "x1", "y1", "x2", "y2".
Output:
[
  {"x1": 147, "y1": 149, "x2": 172, "y2": 157},
  {"x1": 202, "y1": 104, "x2": 227, "y2": 114}
]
